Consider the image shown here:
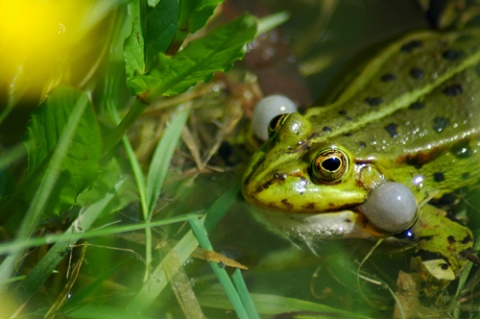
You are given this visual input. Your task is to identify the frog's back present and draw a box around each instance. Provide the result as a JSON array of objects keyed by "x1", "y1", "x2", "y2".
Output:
[
  {"x1": 306, "y1": 29, "x2": 480, "y2": 139},
  {"x1": 308, "y1": 29, "x2": 480, "y2": 198}
]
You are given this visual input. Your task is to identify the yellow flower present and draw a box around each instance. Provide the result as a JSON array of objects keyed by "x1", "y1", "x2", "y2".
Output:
[{"x1": 0, "y1": 1, "x2": 101, "y2": 99}]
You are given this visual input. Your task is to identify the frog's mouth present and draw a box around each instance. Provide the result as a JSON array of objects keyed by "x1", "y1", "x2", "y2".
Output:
[{"x1": 249, "y1": 206, "x2": 388, "y2": 242}]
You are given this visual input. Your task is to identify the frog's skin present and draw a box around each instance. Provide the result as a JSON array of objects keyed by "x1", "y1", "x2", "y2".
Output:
[{"x1": 242, "y1": 29, "x2": 480, "y2": 283}]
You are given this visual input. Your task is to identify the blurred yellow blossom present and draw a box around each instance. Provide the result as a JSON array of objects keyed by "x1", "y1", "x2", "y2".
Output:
[{"x1": 0, "y1": 1, "x2": 101, "y2": 99}]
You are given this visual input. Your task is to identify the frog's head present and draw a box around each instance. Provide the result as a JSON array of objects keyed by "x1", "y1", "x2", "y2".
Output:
[{"x1": 242, "y1": 112, "x2": 417, "y2": 241}]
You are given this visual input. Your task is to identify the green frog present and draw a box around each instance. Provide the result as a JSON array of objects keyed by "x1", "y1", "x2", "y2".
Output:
[{"x1": 242, "y1": 28, "x2": 480, "y2": 294}]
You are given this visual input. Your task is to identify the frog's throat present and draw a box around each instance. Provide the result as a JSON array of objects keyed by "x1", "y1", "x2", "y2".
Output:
[{"x1": 251, "y1": 208, "x2": 387, "y2": 240}]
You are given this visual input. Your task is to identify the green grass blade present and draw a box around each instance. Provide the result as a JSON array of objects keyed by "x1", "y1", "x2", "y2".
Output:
[
  {"x1": 112, "y1": 102, "x2": 190, "y2": 279},
  {"x1": 117, "y1": 116, "x2": 152, "y2": 278},
  {"x1": 110, "y1": 101, "x2": 152, "y2": 278},
  {"x1": 0, "y1": 214, "x2": 199, "y2": 255},
  {"x1": 198, "y1": 286, "x2": 375, "y2": 319},
  {"x1": 256, "y1": 11, "x2": 289, "y2": 36},
  {"x1": 189, "y1": 217, "x2": 250, "y2": 319},
  {"x1": 231, "y1": 269, "x2": 261, "y2": 319},
  {"x1": 128, "y1": 181, "x2": 239, "y2": 312},
  {"x1": 109, "y1": 105, "x2": 149, "y2": 221},
  {"x1": 145, "y1": 104, "x2": 191, "y2": 214},
  {"x1": 208, "y1": 263, "x2": 249, "y2": 319},
  {"x1": 161, "y1": 238, "x2": 206, "y2": 319},
  {"x1": 128, "y1": 218, "x2": 200, "y2": 312}
]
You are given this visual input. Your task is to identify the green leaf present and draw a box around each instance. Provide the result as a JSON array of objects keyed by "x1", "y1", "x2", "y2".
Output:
[
  {"x1": 124, "y1": 0, "x2": 147, "y2": 81},
  {"x1": 25, "y1": 86, "x2": 101, "y2": 215},
  {"x1": 126, "y1": 0, "x2": 224, "y2": 81},
  {"x1": 178, "y1": 0, "x2": 224, "y2": 34},
  {"x1": 0, "y1": 86, "x2": 101, "y2": 284},
  {"x1": 129, "y1": 13, "x2": 257, "y2": 100},
  {"x1": 124, "y1": 0, "x2": 179, "y2": 87},
  {"x1": 76, "y1": 157, "x2": 136, "y2": 214},
  {"x1": 15, "y1": 177, "x2": 127, "y2": 304},
  {"x1": 145, "y1": 0, "x2": 178, "y2": 70},
  {"x1": 166, "y1": 0, "x2": 224, "y2": 54}
]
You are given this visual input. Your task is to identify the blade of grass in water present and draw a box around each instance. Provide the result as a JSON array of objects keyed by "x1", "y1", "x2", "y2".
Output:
[
  {"x1": 128, "y1": 181, "x2": 240, "y2": 312},
  {"x1": 232, "y1": 269, "x2": 261, "y2": 319},
  {"x1": 198, "y1": 285, "x2": 375, "y2": 319},
  {"x1": 110, "y1": 104, "x2": 151, "y2": 279},
  {"x1": 189, "y1": 216, "x2": 257, "y2": 319},
  {"x1": 145, "y1": 103, "x2": 191, "y2": 214},
  {"x1": 128, "y1": 220, "x2": 200, "y2": 312},
  {"x1": 160, "y1": 237, "x2": 206, "y2": 319},
  {"x1": 142, "y1": 102, "x2": 190, "y2": 279},
  {"x1": 0, "y1": 214, "x2": 200, "y2": 255},
  {"x1": 111, "y1": 101, "x2": 191, "y2": 280}
]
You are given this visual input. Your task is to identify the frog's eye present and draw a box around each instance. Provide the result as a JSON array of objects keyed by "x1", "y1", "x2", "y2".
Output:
[
  {"x1": 252, "y1": 95, "x2": 297, "y2": 141},
  {"x1": 311, "y1": 148, "x2": 349, "y2": 183},
  {"x1": 359, "y1": 182, "x2": 417, "y2": 234}
]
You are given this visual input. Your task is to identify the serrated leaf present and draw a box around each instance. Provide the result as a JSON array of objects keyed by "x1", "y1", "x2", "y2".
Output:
[
  {"x1": 178, "y1": 0, "x2": 224, "y2": 34},
  {"x1": 124, "y1": 0, "x2": 147, "y2": 81},
  {"x1": 25, "y1": 86, "x2": 101, "y2": 215},
  {"x1": 145, "y1": 0, "x2": 178, "y2": 70},
  {"x1": 167, "y1": 0, "x2": 224, "y2": 54},
  {"x1": 129, "y1": 13, "x2": 257, "y2": 100}
]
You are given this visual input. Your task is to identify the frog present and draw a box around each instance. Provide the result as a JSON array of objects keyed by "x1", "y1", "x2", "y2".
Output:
[{"x1": 241, "y1": 28, "x2": 480, "y2": 296}]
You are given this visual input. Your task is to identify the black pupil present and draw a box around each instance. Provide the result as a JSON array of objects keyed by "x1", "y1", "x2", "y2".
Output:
[
  {"x1": 269, "y1": 114, "x2": 286, "y2": 132},
  {"x1": 322, "y1": 157, "x2": 341, "y2": 171}
]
